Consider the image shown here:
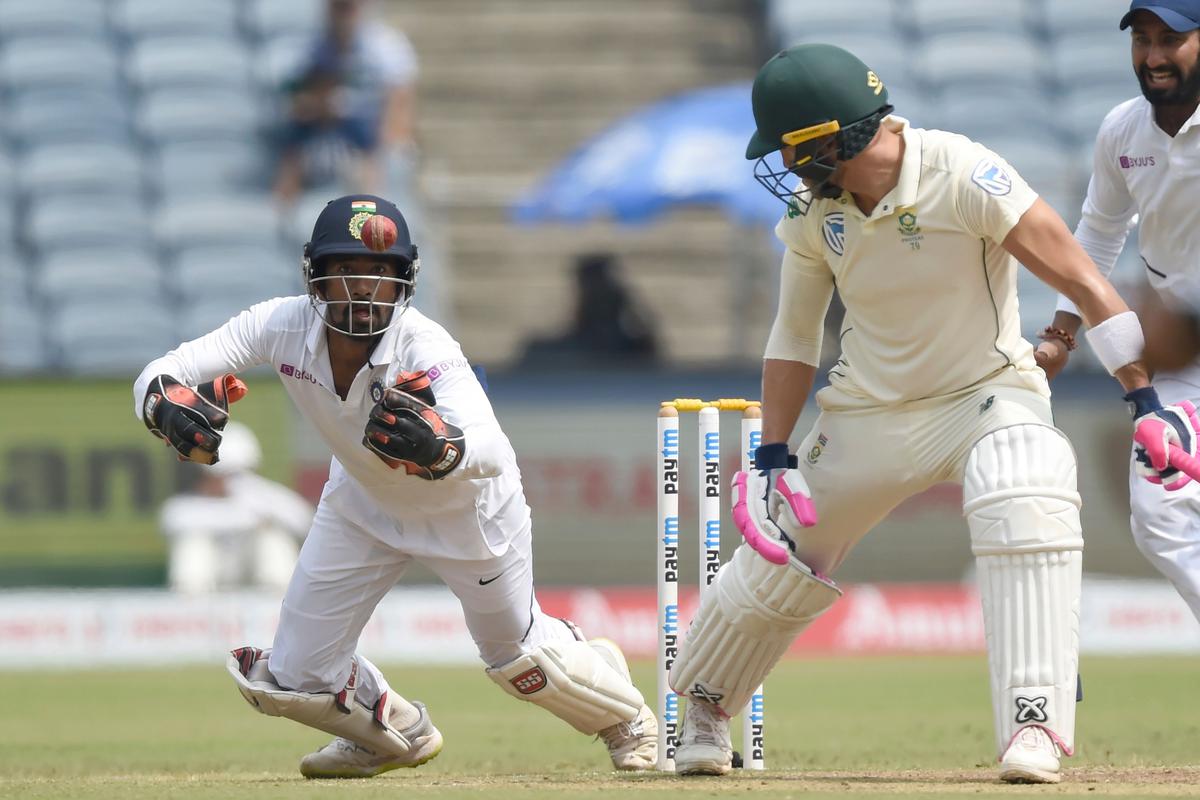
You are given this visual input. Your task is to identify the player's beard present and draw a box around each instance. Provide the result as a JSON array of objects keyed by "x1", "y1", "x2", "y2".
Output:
[
  {"x1": 1137, "y1": 55, "x2": 1200, "y2": 107},
  {"x1": 329, "y1": 300, "x2": 393, "y2": 335}
]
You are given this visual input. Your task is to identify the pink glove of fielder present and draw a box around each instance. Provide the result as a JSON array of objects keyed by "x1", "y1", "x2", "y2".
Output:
[
  {"x1": 1127, "y1": 387, "x2": 1200, "y2": 491},
  {"x1": 730, "y1": 443, "x2": 818, "y2": 564}
]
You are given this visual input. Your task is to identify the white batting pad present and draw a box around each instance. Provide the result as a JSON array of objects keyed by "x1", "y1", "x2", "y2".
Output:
[
  {"x1": 669, "y1": 543, "x2": 841, "y2": 716},
  {"x1": 963, "y1": 424, "x2": 1083, "y2": 758},
  {"x1": 486, "y1": 640, "x2": 645, "y2": 734},
  {"x1": 227, "y1": 647, "x2": 417, "y2": 757}
]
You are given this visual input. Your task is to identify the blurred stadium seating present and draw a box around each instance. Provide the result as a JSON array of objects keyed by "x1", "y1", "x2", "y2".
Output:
[
  {"x1": 0, "y1": 0, "x2": 1148, "y2": 375},
  {"x1": 0, "y1": 0, "x2": 336, "y2": 375},
  {"x1": 768, "y1": 0, "x2": 1143, "y2": 357}
]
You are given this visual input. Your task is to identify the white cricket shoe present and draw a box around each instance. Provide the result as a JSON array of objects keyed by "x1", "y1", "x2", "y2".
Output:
[
  {"x1": 589, "y1": 638, "x2": 658, "y2": 770},
  {"x1": 299, "y1": 701, "x2": 443, "y2": 779},
  {"x1": 675, "y1": 699, "x2": 732, "y2": 776},
  {"x1": 999, "y1": 725, "x2": 1062, "y2": 784}
]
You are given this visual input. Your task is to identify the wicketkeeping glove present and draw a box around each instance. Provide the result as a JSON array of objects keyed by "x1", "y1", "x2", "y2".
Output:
[
  {"x1": 142, "y1": 374, "x2": 248, "y2": 465},
  {"x1": 1127, "y1": 386, "x2": 1200, "y2": 491},
  {"x1": 363, "y1": 370, "x2": 465, "y2": 479},
  {"x1": 730, "y1": 443, "x2": 818, "y2": 564}
]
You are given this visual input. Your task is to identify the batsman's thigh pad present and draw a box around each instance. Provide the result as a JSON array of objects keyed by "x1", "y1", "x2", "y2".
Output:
[
  {"x1": 486, "y1": 639, "x2": 644, "y2": 735},
  {"x1": 963, "y1": 424, "x2": 1083, "y2": 758},
  {"x1": 227, "y1": 647, "x2": 416, "y2": 757},
  {"x1": 669, "y1": 543, "x2": 841, "y2": 715}
]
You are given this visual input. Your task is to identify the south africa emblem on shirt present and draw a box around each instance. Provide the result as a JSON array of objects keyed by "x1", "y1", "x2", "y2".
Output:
[
  {"x1": 822, "y1": 213, "x2": 846, "y2": 256},
  {"x1": 897, "y1": 206, "x2": 924, "y2": 250}
]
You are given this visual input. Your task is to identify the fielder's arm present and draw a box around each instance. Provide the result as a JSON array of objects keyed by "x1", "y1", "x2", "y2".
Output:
[{"x1": 1001, "y1": 197, "x2": 1150, "y2": 393}]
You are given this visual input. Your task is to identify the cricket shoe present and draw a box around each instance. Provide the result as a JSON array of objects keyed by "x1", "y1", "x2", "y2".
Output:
[
  {"x1": 299, "y1": 701, "x2": 443, "y2": 779},
  {"x1": 589, "y1": 637, "x2": 658, "y2": 770},
  {"x1": 674, "y1": 699, "x2": 732, "y2": 776},
  {"x1": 999, "y1": 725, "x2": 1062, "y2": 784}
]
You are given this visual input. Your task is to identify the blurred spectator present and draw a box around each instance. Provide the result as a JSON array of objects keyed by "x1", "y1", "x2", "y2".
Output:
[
  {"x1": 159, "y1": 422, "x2": 313, "y2": 595},
  {"x1": 519, "y1": 252, "x2": 660, "y2": 367},
  {"x1": 273, "y1": 0, "x2": 418, "y2": 205}
]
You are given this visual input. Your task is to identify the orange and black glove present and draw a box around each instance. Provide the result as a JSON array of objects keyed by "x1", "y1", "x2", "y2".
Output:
[
  {"x1": 142, "y1": 374, "x2": 248, "y2": 465},
  {"x1": 363, "y1": 370, "x2": 465, "y2": 479}
]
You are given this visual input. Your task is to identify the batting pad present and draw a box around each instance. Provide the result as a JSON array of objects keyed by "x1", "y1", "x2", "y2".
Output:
[
  {"x1": 227, "y1": 647, "x2": 417, "y2": 757},
  {"x1": 487, "y1": 640, "x2": 645, "y2": 734},
  {"x1": 669, "y1": 543, "x2": 841, "y2": 716},
  {"x1": 963, "y1": 424, "x2": 1083, "y2": 758}
]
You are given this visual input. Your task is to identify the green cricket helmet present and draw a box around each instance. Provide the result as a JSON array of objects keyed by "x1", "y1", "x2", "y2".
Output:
[{"x1": 748, "y1": 44, "x2": 893, "y2": 216}]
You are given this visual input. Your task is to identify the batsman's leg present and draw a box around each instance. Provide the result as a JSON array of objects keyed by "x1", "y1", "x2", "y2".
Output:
[
  {"x1": 964, "y1": 424, "x2": 1083, "y2": 785},
  {"x1": 669, "y1": 543, "x2": 840, "y2": 775}
]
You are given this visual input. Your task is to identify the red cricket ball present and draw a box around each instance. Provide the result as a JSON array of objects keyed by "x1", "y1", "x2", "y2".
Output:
[{"x1": 360, "y1": 214, "x2": 398, "y2": 252}]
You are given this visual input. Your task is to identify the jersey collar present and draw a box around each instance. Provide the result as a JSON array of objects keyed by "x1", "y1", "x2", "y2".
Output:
[
  {"x1": 834, "y1": 115, "x2": 920, "y2": 221},
  {"x1": 867, "y1": 115, "x2": 920, "y2": 219}
]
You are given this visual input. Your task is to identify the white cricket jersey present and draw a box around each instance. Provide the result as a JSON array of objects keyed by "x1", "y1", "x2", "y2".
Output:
[
  {"x1": 134, "y1": 297, "x2": 529, "y2": 560},
  {"x1": 766, "y1": 116, "x2": 1048, "y2": 409},
  {"x1": 1057, "y1": 97, "x2": 1200, "y2": 403}
]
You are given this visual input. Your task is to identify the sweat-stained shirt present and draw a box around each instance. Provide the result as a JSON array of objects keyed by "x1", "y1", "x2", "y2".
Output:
[
  {"x1": 765, "y1": 115, "x2": 1049, "y2": 410},
  {"x1": 134, "y1": 298, "x2": 528, "y2": 561}
]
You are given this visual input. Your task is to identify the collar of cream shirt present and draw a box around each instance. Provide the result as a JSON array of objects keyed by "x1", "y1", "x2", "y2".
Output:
[{"x1": 834, "y1": 115, "x2": 921, "y2": 220}]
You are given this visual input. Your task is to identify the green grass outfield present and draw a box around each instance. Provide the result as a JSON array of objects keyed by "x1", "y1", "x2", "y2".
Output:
[{"x1": 1, "y1": 656, "x2": 1196, "y2": 799}]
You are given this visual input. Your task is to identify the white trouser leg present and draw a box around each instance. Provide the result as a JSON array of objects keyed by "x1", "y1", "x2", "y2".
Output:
[
  {"x1": 421, "y1": 517, "x2": 575, "y2": 668},
  {"x1": 424, "y1": 519, "x2": 646, "y2": 736},
  {"x1": 268, "y1": 501, "x2": 409, "y2": 710},
  {"x1": 1128, "y1": 452, "x2": 1200, "y2": 622}
]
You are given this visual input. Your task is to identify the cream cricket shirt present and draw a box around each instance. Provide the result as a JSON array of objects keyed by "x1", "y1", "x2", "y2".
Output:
[
  {"x1": 1057, "y1": 97, "x2": 1200, "y2": 403},
  {"x1": 134, "y1": 298, "x2": 528, "y2": 560},
  {"x1": 766, "y1": 116, "x2": 1047, "y2": 409}
]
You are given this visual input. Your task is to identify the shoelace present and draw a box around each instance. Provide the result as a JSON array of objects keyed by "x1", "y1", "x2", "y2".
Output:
[
  {"x1": 686, "y1": 705, "x2": 729, "y2": 747},
  {"x1": 598, "y1": 719, "x2": 641, "y2": 750}
]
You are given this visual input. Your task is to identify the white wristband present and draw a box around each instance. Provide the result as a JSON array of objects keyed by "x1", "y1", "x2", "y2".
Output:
[{"x1": 1084, "y1": 310, "x2": 1144, "y2": 375}]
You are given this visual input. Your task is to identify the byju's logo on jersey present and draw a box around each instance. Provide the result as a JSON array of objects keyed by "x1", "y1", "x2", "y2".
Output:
[
  {"x1": 823, "y1": 212, "x2": 846, "y2": 256},
  {"x1": 1119, "y1": 155, "x2": 1156, "y2": 168},
  {"x1": 971, "y1": 159, "x2": 1012, "y2": 196},
  {"x1": 279, "y1": 363, "x2": 317, "y2": 384}
]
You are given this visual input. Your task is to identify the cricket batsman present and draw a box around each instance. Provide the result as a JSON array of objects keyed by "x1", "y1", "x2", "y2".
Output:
[
  {"x1": 668, "y1": 44, "x2": 1197, "y2": 783},
  {"x1": 133, "y1": 195, "x2": 656, "y2": 777}
]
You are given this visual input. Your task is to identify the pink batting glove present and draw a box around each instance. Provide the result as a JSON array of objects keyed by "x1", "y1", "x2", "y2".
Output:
[{"x1": 730, "y1": 452, "x2": 818, "y2": 564}]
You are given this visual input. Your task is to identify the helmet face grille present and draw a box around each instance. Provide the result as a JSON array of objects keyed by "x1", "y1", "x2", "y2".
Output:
[{"x1": 305, "y1": 258, "x2": 420, "y2": 338}]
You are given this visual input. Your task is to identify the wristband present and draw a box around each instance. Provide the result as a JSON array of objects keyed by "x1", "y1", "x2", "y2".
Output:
[
  {"x1": 754, "y1": 442, "x2": 798, "y2": 470},
  {"x1": 1124, "y1": 386, "x2": 1162, "y2": 420},
  {"x1": 1084, "y1": 311, "x2": 1144, "y2": 375}
]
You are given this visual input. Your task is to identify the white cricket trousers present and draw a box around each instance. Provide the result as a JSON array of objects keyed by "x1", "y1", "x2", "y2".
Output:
[
  {"x1": 789, "y1": 382, "x2": 1055, "y2": 574},
  {"x1": 267, "y1": 499, "x2": 576, "y2": 708},
  {"x1": 1128, "y1": 451, "x2": 1200, "y2": 622}
]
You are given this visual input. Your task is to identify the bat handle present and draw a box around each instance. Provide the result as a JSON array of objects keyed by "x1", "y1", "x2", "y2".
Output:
[{"x1": 1167, "y1": 444, "x2": 1200, "y2": 482}]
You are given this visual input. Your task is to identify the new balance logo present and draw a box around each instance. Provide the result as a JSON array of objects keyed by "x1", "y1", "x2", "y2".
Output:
[{"x1": 1015, "y1": 695, "x2": 1048, "y2": 724}]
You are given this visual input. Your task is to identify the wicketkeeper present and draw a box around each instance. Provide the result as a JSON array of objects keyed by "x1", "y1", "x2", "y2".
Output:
[
  {"x1": 134, "y1": 195, "x2": 657, "y2": 777},
  {"x1": 668, "y1": 45, "x2": 1187, "y2": 784}
]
